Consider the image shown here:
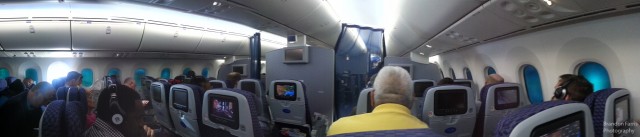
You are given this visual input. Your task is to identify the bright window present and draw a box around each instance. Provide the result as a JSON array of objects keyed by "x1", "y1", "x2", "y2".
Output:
[
  {"x1": 161, "y1": 68, "x2": 171, "y2": 79},
  {"x1": 577, "y1": 62, "x2": 611, "y2": 92},
  {"x1": 522, "y1": 65, "x2": 543, "y2": 104},
  {"x1": 135, "y1": 68, "x2": 146, "y2": 90},
  {"x1": 202, "y1": 68, "x2": 209, "y2": 78},
  {"x1": 81, "y1": 68, "x2": 93, "y2": 87},
  {"x1": 47, "y1": 62, "x2": 71, "y2": 82},
  {"x1": 486, "y1": 67, "x2": 496, "y2": 75},
  {"x1": 464, "y1": 67, "x2": 472, "y2": 80},
  {"x1": 26, "y1": 68, "x2": 38, "y2": 83},
  {"x1": 0, "y1": 68, "x2": 8, "y2": 79}
]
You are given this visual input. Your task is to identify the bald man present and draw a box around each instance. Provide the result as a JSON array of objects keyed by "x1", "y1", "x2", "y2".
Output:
[{"x1": 485, "y1": 74, "x2": 504, "y2": 85}]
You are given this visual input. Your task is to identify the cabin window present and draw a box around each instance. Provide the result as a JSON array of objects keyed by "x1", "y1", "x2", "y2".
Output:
[
  {"x1": 486, "y1": 67, "x2": 496, "y2": 75},
  {"x1": 522, "y1": 65, "x2": 543, "y2": 104},
  {"x1": 135, "y1": 68, "x2": 146, "y2": 90},
  {"x1": 183, "y1": 68, "x2": 191, "y2": 76},
  {"x1": 464, "y1": 67, "x2": 473, "y2": 80},
  {"x1": 577, "y1": 62, "x2": 611, "y2": 92},
  {"x1": 161, "y1": 68, "x2": 171, "y2": 79},
  {"x1": 47, "y1": 62, "x2": 71, "y2": 82},
  {"x1": 26, "y1": 68, "x2": 38, "y2": 83},
  {"x1": 81, "y1": 68, "x2": 93, "y2": 87},
  {"x1": 449, "y1": 68, "x2": 456, "y2": 78},
  {"x1": 108, "y1": 68, "x2": 121, "y2": 80},
  {"x1": 202, "y1": 68, "x2": 209, "y2": 78},
  {"x1": 0, "y1": 68, "x2": 8, "y2": 79}
]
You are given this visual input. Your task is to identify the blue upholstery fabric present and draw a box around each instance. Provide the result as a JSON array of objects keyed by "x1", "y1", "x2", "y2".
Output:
[
  {"x1": 329, "y1": 128, "x2": 444, "y2": 137},
  {"x1": 0, "y1": 79, "x2": 7, "y2": 91},
  {"x1": 41, "y1": 100, "x2": 66, "y2": 137},
  {"x1": 473, "y1": 83, "x2": 505, "y2": 136},
  {"x1": 584, "y1": 88, "x2": 623, "y2": 136},
  {"x1": 67, "y1": 87, "x2": 88, "y2": 116},
  {"x1": 494, "y1": 100, "x2": 577, "y2": 137},
  {"x1": 227, "y1": 88, "x2": 266, "y2": 137},
  {"x1": 65, "y1": 101, "x2": 86, "y2": 137},
  {"x1": 56, "y1": 87, "x2": 69, "y2": 100}
]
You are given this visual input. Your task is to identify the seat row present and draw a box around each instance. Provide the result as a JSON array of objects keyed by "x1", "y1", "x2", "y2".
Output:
[{"x1": 354, "y1": 79, "x2": 633, "y2": 137}]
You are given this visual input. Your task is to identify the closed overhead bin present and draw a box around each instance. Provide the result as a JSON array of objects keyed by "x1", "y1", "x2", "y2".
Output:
[
  {"x1": 138, "y1": 21, "x2": 205, "y2": 53},
  {"x1": 71, "y1": 18, "x2": 145, "y2": 51},
  {"x1": 195, "y1": 31, "x2": 244, "y2": 54},
  {"x1": 0, "y1": 19, "x2": 71, "y2": 50}
]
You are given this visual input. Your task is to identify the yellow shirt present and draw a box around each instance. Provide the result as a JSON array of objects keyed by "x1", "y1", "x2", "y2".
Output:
[{"x1": 327, "y1": 103, "x2": 429, "y2": 136}]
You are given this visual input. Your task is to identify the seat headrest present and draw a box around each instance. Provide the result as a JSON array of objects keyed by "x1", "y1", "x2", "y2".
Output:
[
  {"x1": 0, "y1": 79, "x2": 7, "y2": 92},
  {"x1": 40, "y1": 100, "x2": 66, "y2": 137},
  {"x1": 412, "y1": 79, "x2": 435, "y2": 97},
  {"x1": 584, "y1": 88, "x2": 629, "y2": 136},
  {"x1": 328, "y1": 128, "x2": 443, "y2": 137},
  {"x1": 209, "y1": 80, "x2": 227, "y2": 89},
  {"x1": 237, "y1": 79, "x2": 262, "y2": 95}
]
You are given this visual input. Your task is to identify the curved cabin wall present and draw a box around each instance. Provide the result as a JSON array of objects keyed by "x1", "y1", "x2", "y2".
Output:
[{"x1": 435, "y1": 12, "x2": 640, "y2": 119}]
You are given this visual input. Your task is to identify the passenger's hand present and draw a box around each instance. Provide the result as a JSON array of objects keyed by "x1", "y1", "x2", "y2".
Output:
[
  {"x1": 143, "y1": 125, "x2": 154, "y2": 137},
  {"x1": 142, "y1": 100, "x2": 150, "y2": 107}
]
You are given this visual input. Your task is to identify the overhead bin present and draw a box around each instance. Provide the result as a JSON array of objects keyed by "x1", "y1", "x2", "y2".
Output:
[
  {"x1": 0, "y1": 20, "x2": 71, "y2": 50},
  {"x1": 71, "y1": 19, "x2": 145, "y2": 51},
  {"x1": 138, "y1": 21, "x2": 205, "y2": 53},
  {"x1": 195, "y1": 31, "x2": 244, "y2": 54}
]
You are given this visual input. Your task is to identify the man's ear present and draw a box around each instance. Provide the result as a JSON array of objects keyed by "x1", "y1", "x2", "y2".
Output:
[{"x1": 564, "y1": 94, "x2": 571, "y2": 101}]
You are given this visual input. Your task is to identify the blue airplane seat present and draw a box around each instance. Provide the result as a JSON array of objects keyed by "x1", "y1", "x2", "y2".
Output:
[
  {"x1": 411, "y1": 79, "x2": 436, "y2": 118},
  {"x1": 201, "y1": 88, "x2": 267, "y2": 137},
  {"x1": 0, "y1": 79, "x2": 8, "y2": 107},
  {"x1": 67, "y1": 87, "x2": 88, "y2": 113},
  {"x1": 64, "y1": 101, "x2": 86, "y2": 137},
  {"x1": 151, "y1": 81, "x2": 175, "y2": 131},
  {"x1": 268, "y1": 80, "x2": 315, "y2": 137},
  {"x1": 422, "y1": 85, "x2": 476, "y2": 136},
  {"x1": 39, "y1": 100, "x2": 66, "y2": 137},
  {"x1": 494, "y1": 101, "x2": 594, "y2": 137},
  {"x1": 237, "y1": 79, "x2": 271, "y2": 127},
  {"x1": 355, "y1": 88, "x2": 374, "y2": 115},
  {"x1": 169, "y1": 84, "x2": 205, "y2": 137},
  {"x1": 474, "y1": 83, "x2": 530, "y2": 137},
  {"x1": 209, "y1": 80, "x2": 227, "y2": 89},
  {"x1": 584, "y1": 88, "x2": 632, "y2": 137},
  {"x1": 56, "y1": 87, "x2": 68, "y2": 100},
  {"x1": 328, "y1": 128, "x2": 444, "y2": 137}
]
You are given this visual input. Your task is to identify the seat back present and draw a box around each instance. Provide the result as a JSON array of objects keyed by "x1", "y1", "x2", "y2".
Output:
[
  {"x1": 151, "y1": 81, "x2": 174, "y2": 130},
  {"x1": 56, "y1": 87, "x2": 69, "y2": 100},
  {"x1": 495, "y1": 101, "x2": 594, "y2": 137},
  {"x1": 584, "y1": 88, "x2": 632, "y2": 137},
  {"x1": 169, "y1": 84, "x2": 205, "y2": 137},
  {"x1": 355, "y1": 88, "x2": 374, "y2": 114},
  {"x1": 237, "y1": 79, "x2": 271, "y2": 124},
  {"x1": 0, "y1": 79, "x2": 8, "y2": 107},
  {"x1": 328, "y1": 128, "x2": 444, "y2": 137},
  {"x1": 159, "y1": 79, "x2": 169, "y2": 83},
  {"x1": 201, "y1": 88, "x2": 265, "y2": 137},
  {"x1": 422, "y1": 85, "x2": 476, "y2": 136},
  {"x1": 411, "y1": 79, "x2": 435, "y2": 118},
  {"x1": 474, "y1": 83, "x2": 530, "y2": 137},
  {"x1": 210, "y1": 80, "x2": 227, "y2": 89},
  {"x1": 453, "y1": 79, "x2": 476, "y2": 98},
  {"x1": 67, "y1": 87, "x2": 88, "y2": 114},
  {"x1": 64, "y1": 101, "x2": 86, "y2": 137},
  {"x1": 268, "y1": 80, "x2": 312, "y2": 137},
  {"x1": 40, "y1": 100, "x2": 66, "y2": 137}
]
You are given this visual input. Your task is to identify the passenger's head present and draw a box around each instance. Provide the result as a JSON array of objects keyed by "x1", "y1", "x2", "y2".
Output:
[
  {"x1": 555, "y1": 75, "x2": 593, "y2": 101},
  {"x1": 227, "y1": 72, "x2": 241, "y2": 88},
  {"x1": 187, "y1": 70, "x2": 196, "y2": 78},
  {"x1": 23, "y1": 78, "x2": 34, "y2": 87},
  {"x1": 372, "y1": 66, "x2": 413, "y2": 108},
  {"x1": 485, "y1": 74, "x2": 504, "y2": 85},
  {"x1": 66, "y1": 71, "x2": 83, "y2": 87},
  {"x1": 438, "y1": 77, "x2": 454, "y2": 85},
  {"x1": 123, "y1": 77, "x2": 136, "y2": 90},
  {"x1": 193, "y1": 76, "x2": 210, "y2": 90},
  {"x1": 27, "y1": 82, "x2": 56, "y2": 107},
  {"x1": 555, "y1": 74, "x2": 576, "y2": 89},
  {"x1": 96, "y1": 85, "x2": 144, "y2": 136}
]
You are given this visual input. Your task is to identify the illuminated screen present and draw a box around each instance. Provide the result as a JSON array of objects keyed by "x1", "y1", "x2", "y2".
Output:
[
  {"x1": 209, "y1": 94, "x2": 239, "y2": 129},
  {"x1": 414, "y1": 81, "x2": 434, "y2": 97},
  {"x1": 232, "y1": 66, "x2": 244, "y2": 75},
  {"x1": 434, "y1": 90, "x2": 467, "y2": 116},
  {"x1": 532, "y1": 112, "x2": 585, "y2": 137},
  {"x1": 240, "y1": 81, "x2": 257, "y2": 94},
  {"x1": 494, "y1": 87, "x2": 520, "y2": 110},
  {"x1": 152, "y1": 85, "x2": 162, "y2": 103},
  {"x1": 172, "y1": 89, "x2": 189, "y2": 112},
  {"x1": 274, "y1": 82, "x2": 297, "y2": 101},
  {"x1": 285, "y1": 48, "x2": 304, "y2": 61},
  {"x1": 614, "y1": 95, "x2": 630, "y2": 137}
]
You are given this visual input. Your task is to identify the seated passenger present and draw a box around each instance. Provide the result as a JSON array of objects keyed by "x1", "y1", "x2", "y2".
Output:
[
  {"x1": 85, "y1": 85, "x2": 152, "y2": 137},
  {"x1": 23, "y1": 78, "x2": 34, "y2": 91},
  {"x1": 0, "y1": 82, "x2": 56, "y2": 137},
  {"x1": 193, "y1": 76, "x2": 211, "y2": 90},
  {"x1": 65, "y1": 71, "x2": 83, "y2": 88},
  {"x1": 551, "y1": 74, "x2": 576, "y2": 100},
  {"x1": 123, "y1": 77, "x2": 136, "y2": 91},
  {"x1": 553, "y1": 75, "x2": 593, "y2": 102},
  {"x1": 226, "y1": 72, "x2": 241, "y2": 88},
  {"x1": 327, "y1": 66, "x2": 428, "y2": 136},
  {"x1": 187, "y1": 70, "x2": 196, "y2": 79},
  {"x1": 437, "y1": 77, "x2": 454, "y2": 86},
  {"x1": 485, "y1": 74, "x2": 504, "y2": 85},
  {"x1": 4, "y1": 79, "x2": 25, "y2": 97}
]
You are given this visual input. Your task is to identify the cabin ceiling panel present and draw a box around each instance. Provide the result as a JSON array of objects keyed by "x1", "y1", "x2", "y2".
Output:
[
  {"x1": 229, "y1": 0, "x2": 322, "y2": 25},
  {"x1": 447, "y1": 10, "x2": 524, "y2": 44},
  {"x1": 138, "y1": 24, "x2": 205, "y2": 53}
]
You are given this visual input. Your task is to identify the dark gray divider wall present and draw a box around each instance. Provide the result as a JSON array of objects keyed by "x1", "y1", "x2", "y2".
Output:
[
  {"x1": 217, "y1": 59, "x2": 251, "y2": 81},
  {"x1": 266, "y1": 46, "x2": 335, "y2": 122},
  {"x1": 384, "y1": 57, "x2": 442, "y2": 81}
]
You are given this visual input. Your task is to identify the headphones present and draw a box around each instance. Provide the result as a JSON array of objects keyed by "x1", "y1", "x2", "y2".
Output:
[
  {"x1": 554, "y1": 78, "x2": 575, "y2": 100},
  {"x1": 108, "y1": 84, "x2": 126, "y2": 125}
]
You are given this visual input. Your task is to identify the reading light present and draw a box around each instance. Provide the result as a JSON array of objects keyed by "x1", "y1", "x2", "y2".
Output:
[
  {"x1": 419, "y1": 52, "x2": 424, "y2": 55},
  {"x1": 543, "y1": 0, "x2": 552, "y2": 6},
  {"x1": 425, "y1": 45, "x2": 432, "y2": 48}
]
